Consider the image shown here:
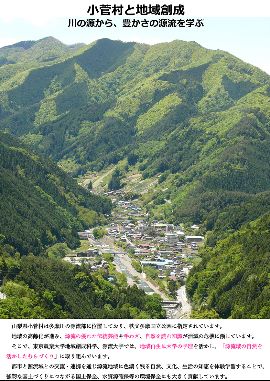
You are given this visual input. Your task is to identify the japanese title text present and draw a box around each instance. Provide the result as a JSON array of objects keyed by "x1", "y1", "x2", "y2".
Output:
[{"x1": 67, "y1": 3, "x2": 205, "y2": 29}]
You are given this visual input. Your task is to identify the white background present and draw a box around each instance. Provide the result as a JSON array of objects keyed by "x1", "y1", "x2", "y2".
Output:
[{"x1": 0, "y1": 319, "x2": 269, "y2": 380}]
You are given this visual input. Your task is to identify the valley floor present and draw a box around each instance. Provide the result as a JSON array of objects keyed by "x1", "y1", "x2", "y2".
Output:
[{"x1": 66, "y1": 186, "x2": 202, "y2": 318}]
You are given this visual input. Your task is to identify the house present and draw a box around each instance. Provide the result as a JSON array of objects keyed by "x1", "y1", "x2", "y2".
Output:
[
  {"x1": 78, "y1": 231, "x2": 89, "y2": 240},
  {"x1": 185, "y1": 235, "x2": 204, "y2": 243},
  {"x1": 165, "y1": 233, "x2": 179, "y2": 244},
  {"x1": 138, "y1": 243, "x2": 151, "y2": 249},
  {"x1": 153, "y1": 223, "x2": 168, "y2": 232},
  {"x1": 141, "y1": 258, "x2": 173, "y2": 269},
  {"x1": 176, "y1": 231, "x2": 185, "y2": 239},
  {"x1": 158, "y1": 250, "x2": 173, "y2": 257},
  {"x1": 77, "y1": 248, "x2": 99, "y2": 258}
]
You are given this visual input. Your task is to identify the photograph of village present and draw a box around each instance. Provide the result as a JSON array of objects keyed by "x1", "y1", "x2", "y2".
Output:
[
  {"x1": 71, "y1": 186, "x2": 204, "y2": 319},
  {"x1": 0, "y1": 1, "x2": 270, "y2": 320}
]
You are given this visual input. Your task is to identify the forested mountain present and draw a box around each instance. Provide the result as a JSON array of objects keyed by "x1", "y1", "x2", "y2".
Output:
[
  {"x1": 0, "y1": 37, "x2": 84, "y2": 66},
  {"x1": 0, "y1": 246, "x2": 165, "y2": 319},
  {"x1": 0, "y1": 125, "x2": 164, "y2": 320},
  {"x1": 0, "y1": 37, "x2": 270, "y2": 228},
  {"x1": 0, "y1": 132, "x2": 111, "y2": 254},
  {"x1": 186, "y1": 212, "x2": 270, "y2": 318}
]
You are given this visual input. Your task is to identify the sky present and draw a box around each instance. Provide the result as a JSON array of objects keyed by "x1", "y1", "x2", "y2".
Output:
[{"x1": 0, "y1": 0, "x2": 270, "y2": 73}]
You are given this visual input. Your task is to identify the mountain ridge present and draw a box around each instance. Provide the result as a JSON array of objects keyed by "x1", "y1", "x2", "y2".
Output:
[{"x1": 1, "y1": 37, "x2": 270, "y2": 230}]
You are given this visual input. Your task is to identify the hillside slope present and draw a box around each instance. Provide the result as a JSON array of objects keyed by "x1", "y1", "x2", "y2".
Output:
[
  {"x1": 0, "y1": 251, "x2": 165, "y2": 319},
  {"x1": 0, "y1": 132, "x2": 111, "y2": 254},
  {"x1": 0, "y1": 37, "x2": 270, "y2": 227},
  {"x1": 186, "y1": 212, "x2": 270, "y2": 318}
]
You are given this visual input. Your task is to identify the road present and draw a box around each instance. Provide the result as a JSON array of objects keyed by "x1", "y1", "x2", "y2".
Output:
[
  {"x1": 91, "y1": 235, "x2": 156, "y2": 294},
  {"x1": 100, "y1": 236, "x2": 163, "y2": 294},
  {"x1": 114, "y1": 253, "x2": 192, "y2": 319},
  {"x1": 114, "y1": 253, "x2": 167, "y2": 297},
  {"x1": 96, "y1": 232, "x2": 192, "y2": 318},
  {"x1": 175, "y1": 285, "x2": 192, "y2": 318}
]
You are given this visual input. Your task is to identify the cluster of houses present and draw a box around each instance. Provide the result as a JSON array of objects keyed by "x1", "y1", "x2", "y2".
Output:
[
  {"x1": 64, "y1": 250, "x2": 109, "y2": 270},
  {"x1": 63, "y1": 233, "x2": 109, "y2": 272},
  {"x1": 106, "y1": 198, "x2": 204, "y2": 282},
  {"x1": 63, "y1": 192, "x2": 204, "y2": 288}
]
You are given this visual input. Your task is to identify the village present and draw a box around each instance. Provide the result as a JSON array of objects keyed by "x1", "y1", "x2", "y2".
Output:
[{"x1": 64, "y1": 189, "x2": 204, "y2": 318}]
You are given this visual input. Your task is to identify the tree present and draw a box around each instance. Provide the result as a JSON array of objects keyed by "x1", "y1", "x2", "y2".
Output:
[
  {"x1": 102, "y1": 253, "x2": 114, "y2": 262},
  {"x1": 46, "y1": 243, "x2": 71, "y2": 259},
  {"x1": 127, "y1": 153, "x2": 139, "y2": 166},
  {"x1": 93, "y1": 227, "x2": 107, "y2": 240},
  {"x1": 0, "y1": 235, "x2": 5, "y2": 245},
  {"x1": 131, "y1": 260, "x2": 142, "y2": 273},
  {"x1": 167, "y1": 279, "x2": 178, "y2": 299},
  {"x1": 108, "y1": 169, "x2": 122, "y2": 191},
  {"x1": 191, "y1": 308, "x2": 220, "y2": 319},
  {"x1": 87, "y1": 181, "x2": 93, "y2": 190}
]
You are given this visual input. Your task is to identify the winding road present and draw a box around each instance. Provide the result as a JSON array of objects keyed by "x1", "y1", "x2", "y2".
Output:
[
  {"x1": 176, "y1": 285, "x2": 192, "y2": 318},
  {"x1": 95, "y1": 226, "x2": 192, "y2": 318}
]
